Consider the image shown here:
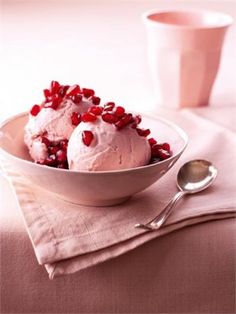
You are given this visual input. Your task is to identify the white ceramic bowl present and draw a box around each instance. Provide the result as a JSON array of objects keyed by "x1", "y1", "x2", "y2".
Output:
[{"x1": 0, "y1": 112, "x2": 188, "y2": 206}]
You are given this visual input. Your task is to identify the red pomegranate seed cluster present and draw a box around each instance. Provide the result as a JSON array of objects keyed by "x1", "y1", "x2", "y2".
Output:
[
  {"x1": 70, "y1": 103, "x2": 151, "y2": 147},
  {"x1": 29, "y1": 81, "x2": 172, "y2": 167},
  {"x1": 30, "y1": 81, "x2": 100, "y2": 117},
  {"x1": 37, "y1": 136, "x2": 69, "y2": 169},
  {"x1": 69, "y1": 103, "x2": 172, "y2": 162},
  {"x1": 148, "y1": 138, "x2": 172, "y2": 163}
]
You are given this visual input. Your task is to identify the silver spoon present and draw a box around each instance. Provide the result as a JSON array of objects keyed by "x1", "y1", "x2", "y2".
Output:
[{"x1": 135, "y1": 159, "x2": 217, "y2": 231}]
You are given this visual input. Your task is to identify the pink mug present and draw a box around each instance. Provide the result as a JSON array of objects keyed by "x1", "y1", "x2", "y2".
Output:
[{"x1": 143, "y1": 10, "x2": 233, "y2": 108}]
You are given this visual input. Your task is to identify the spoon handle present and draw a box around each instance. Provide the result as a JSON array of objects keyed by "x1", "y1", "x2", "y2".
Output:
[{"x1": 135, "y1": 190, "x2": 186, "y2": 231}]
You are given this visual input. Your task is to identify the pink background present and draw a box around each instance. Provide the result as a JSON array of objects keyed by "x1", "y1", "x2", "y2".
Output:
[{"x1": 1, "y1": 0, "x2": 236, "y2": 121}]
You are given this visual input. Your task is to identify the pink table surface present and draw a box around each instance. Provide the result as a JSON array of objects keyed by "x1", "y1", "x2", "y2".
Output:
[{"x1": 1, "y1": 191, "x2": 235, "y2": 313}]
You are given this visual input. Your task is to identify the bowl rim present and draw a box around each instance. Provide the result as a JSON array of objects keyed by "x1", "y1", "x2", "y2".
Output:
[
  {"x1": 142, "y1": 9, "x2": 233, "y2": 30},
  {"x1": 0, "y1": 111, "x2": 188, "y2": 175}
]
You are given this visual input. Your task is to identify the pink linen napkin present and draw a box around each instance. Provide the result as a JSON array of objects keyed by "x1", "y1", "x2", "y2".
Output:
[{"x1": 2, "y1": 107, "x2": 236, "y2": 279}]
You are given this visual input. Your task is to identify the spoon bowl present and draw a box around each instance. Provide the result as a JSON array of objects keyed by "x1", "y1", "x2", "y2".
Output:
[{"x1": 177, "y1": 159, "x2": 218, "y2": 194}]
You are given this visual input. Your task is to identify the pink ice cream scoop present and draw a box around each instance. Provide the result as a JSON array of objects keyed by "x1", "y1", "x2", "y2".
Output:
[
  {"x1": 24, "y1": 81, "x2": 99, "y2": 168},
  {"x1": 24, "y1": 83, "x2": 172, "y2": 171},
  {"x1": 67, "y1": 118, "x2": 151, "y2": 171}
]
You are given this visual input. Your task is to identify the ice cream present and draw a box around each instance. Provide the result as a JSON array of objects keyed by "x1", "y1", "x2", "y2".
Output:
[
  {"x1": 67, "y1": 117, "x2": 151, "y2": 171},
  {"x1": 24, "y1": 81, "x2": 99, "y2": 168},
  {"x1": 24, "y1": 82, "x2": 172, "y2": 170}
]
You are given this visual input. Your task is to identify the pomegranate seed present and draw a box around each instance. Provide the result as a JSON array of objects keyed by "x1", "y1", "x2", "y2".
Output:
[
  {"x1": 115, "y1": 119, "x2": 125, "y2": 130},
  {"x1": 115, "y1": 113, "x2": 133, "y2": 130},
  {"x1": 72, "y1": 94, "x2": 82, "y2": 104},
  {"x1": 148, "y1": 138, "x2": 157, "y2": 146},
  {"x1": 30, "y1": 105, "x2": 41, "y2": 116},
  {"x1": 156, "y1": 149, "x2": 171, "y2": 160},
  {"x1": 82, "y1": 88, "x2": 95, "y2": 98},
  {"x1": 104, "y1": 102, "x2": 115, "y2": 111},
  {"x1": 44, "y1": 94, "x2": 62, "y2": 110},
  {"x1": 102, "y1": 112, "x2": 118, "y2": 124},
  {"x1": 131, "y1": 123, "x2": 137, "y2": 129},
  {"x1": 82, "y1": 130, "x2": 94, "y2": 146},
  {"x1": 66, "y1": 84, "x2": 81, "y2": 97},
  {"x1": 161, "y1": 142, "x2": 170, "y2": 152},
  {"x1": 151, "y1": 144, "x2": 171, "y2": 160},
  {"x1": 82, "y1": 112, "x2": 97, "y2": 122},
  {"x1": 43, "y1": 89, "x2": 51, "y2": 100},
  {"x1": 49, "y1": 146, "x2": 60, "y2": 155},
  {"x1": 58, "y1": 85, "x2": 69, "y2": 97},
  {"x1": 89, "y1": 105, "x2": 103, "y2": 116},
  {"x1": 136, "y1": 128, "x2": 150, "y2": 137},
  {"x1": 71, "y1": 112, "x2": 81, "y2": 126},
  {"x1": 41, "y1": 136, "x2": 51, "y2": 147},
  {"x1": 59, "y1": 139, "x2": 68, "y2": 151},
  {"x1": 51, "y1": 94, "x2": 61, "y2": 109},
  {"x1": 151, "y1": 144, "x2": 163, "y2": 157},
  {"x1": 50, "y1": 81, "x2": 60, "y2": 94},
  {"x1": 133, "y1": 115, "x2": 142, "y2": 125},
  {"x1": 44, "y1": 155, "x2": 56, "y2": 166},
  {"x1": 90, "y1": 96, "x2": 101, "y2": 105},
  {"x1": 114, "y1": 106, "x2": 125, "y2": 118},
  {"x1": 56, "y1": 150, "x2": 67, "y2": 162}
]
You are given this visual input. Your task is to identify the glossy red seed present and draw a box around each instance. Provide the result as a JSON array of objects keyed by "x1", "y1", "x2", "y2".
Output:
[
  {"x1": 59, "y1": 139, "x2": 68, "y2": 151},
  {"x1": 151, "y1": 144, "x2": 160, "y2": 156},
  {"x1": 131, "y1": 123, "x2": 137, "y2": 129},
  {"x1": 115, "y1": 119, "x2": 125, "y2": 130},
  {"x1": 51, "y1": 94, "x2": 62, "y2": 109},
  {"x1": 82, "y1": 112, "x2": 97, "y2": 122},
  {"x1": 136, "y1": 128, "x2": 150, "y2": 137},
  {"x1": 56, "y1": 150, "x2": 67, "y2": 162},
  {"x1": 44, "y1": 94, "x2": 62, "y2": 110},
  {"x1": 114, "y1": 106, "x2": 125, "y2": 118},
  {"x1": 104, "y1": 102, "x2": 115, "y2": 111},
  {"x1": 151, "y1": 144, "x2": 171, "y2": 159},
  {"x1": 102, "y1": 112, "x2": 118, "y2": 124},
  {"x1": 49, "y1": 146, "x2": 60, "y2": 155},
  {"x1": 156, "y1": 149, "x2": 171, "y2": 160},
  {"x1": 43, "y1": 89, "x2": 51, "y2": 99},
  {"x1": 82, "y1": 88, "x2": 95, "y2": 98},
  {"x1": 115, "y1": 113, "x2": 133, "y2": 130},
  {"x1": 82, "y1": 130, "x2": 94, "y2": 146},
  {"x1": 50, "y1": 81, "x2": 60, "y2": 94},
  {"x1": 161, "y1": 142, "x2": 170, "y2": 152},
  {"x1": 72, "y1": 94, "x2": 82, "y2": 104},
  {"x1": 58, "y1": 85, "x2": 69, "y2": 97},
  {"x1": 71, "y1": 112, "x2": 81, "y2": 126},
  {"x1": 89, "y1": 105, "x2": 103, "y2": 115},
  {"x1": 133, "y1": 115, "x2": 142, "y2": 125},
  {"x1": 44, "y1": 155, "x2": 56, "y2": 166},
  {"x1": 30, "y1": 105, "x2": 41, "y2": 116},
  {"x1": 90, "y1": 96, "x2": 101, "y2": 105},
  {"x1": 148, "y1": 138, "x2": 157, "y2": 146},
  {"x1": 41, "y1": 136, "x2": 51, "y2": 147},
  {"x1": 66, "y1": 84, "x2": 81, "y2": 97}
]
